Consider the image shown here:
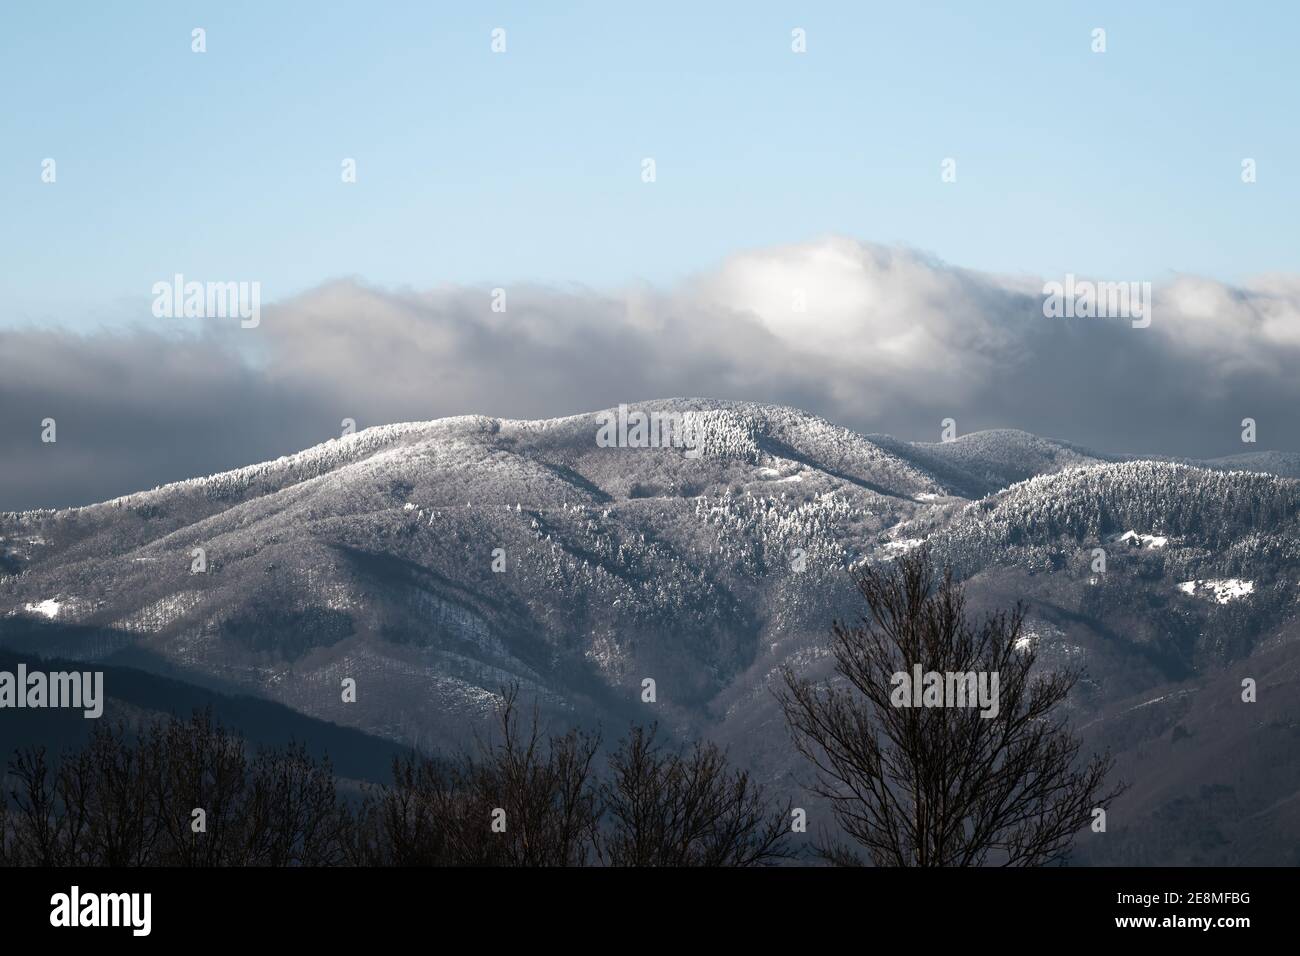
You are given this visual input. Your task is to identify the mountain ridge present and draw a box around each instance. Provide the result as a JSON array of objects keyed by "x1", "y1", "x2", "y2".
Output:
[{"x1": 3, "y1": 399, "x2": 1300, "y2": 863}]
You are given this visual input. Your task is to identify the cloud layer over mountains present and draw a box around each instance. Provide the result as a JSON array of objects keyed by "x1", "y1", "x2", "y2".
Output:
[{"x1": 5, "y1": 236, "x2": 1299, "y2": 510}]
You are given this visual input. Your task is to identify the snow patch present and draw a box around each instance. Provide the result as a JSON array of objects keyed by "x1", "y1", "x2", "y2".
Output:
[
  {"x1": 1015, "y1": 619, "x2": 1067, "y2": 653},
  {"x1": 23, "y1": 599, "x2": 61, "y2": 619},
  {"x1": 879, "y1": 538, "x2": 923, "y2": 556},
  {"x1": 1114, "y1": 530, "x2": 1168, "y2": 549},
  {"x1": 1177, "y1": 578, "x2": 1254, "y2": 604}
]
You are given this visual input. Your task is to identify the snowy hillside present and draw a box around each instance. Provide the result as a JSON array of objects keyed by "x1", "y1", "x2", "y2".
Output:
[{"x1": 3, "y1": 400, "x2": 1300, "y2": 788}]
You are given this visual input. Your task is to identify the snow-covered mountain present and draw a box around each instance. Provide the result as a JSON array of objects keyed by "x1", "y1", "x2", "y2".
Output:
[{"x1": 4, "y1": 399, "x2": 1300, "y2": 862}]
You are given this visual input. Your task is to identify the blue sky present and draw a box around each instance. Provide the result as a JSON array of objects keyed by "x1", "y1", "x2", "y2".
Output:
[{"x1": 2, "y1": 0, "x2": 1296, "y2": 331}]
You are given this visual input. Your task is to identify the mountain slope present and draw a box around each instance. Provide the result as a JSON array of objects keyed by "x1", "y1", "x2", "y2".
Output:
[
  {"x1": 0, "y1": 401, "x2": 944, "y2": 750},
  {"x1": 4, "y1": 399, "x2": 1300, "y2": 864},
  {"x1": 869, "y1": 429, "x2": 1119, "y2": 498}
]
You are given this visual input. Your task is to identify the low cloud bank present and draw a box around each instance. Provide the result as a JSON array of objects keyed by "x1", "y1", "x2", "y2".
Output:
[{"x1": 5, "y1": 236, "x2": 1298, "y2": 509}]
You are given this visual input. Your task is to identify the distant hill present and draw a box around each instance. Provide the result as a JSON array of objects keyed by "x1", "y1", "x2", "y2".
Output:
[
  {"x1": 869, "y1": 429, "x2": 1119, "y2": 498},
  {"x1": 0, "y1": 644, "x2": 406, "y2": 784}
]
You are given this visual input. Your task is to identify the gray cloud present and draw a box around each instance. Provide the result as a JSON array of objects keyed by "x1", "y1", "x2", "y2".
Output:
[{"x1": 5, "y1": 237, "x2": 1300, "y2": 510}]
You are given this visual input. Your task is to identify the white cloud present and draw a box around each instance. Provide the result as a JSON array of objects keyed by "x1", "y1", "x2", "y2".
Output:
[{"x1": 4, "y1": 236, "x2": 1300, "y2": 509}]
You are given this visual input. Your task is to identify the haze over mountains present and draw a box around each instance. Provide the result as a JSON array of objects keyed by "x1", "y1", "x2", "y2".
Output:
[{"x1": 4, "y1": 399, "x2": 1300, "y2": 864}]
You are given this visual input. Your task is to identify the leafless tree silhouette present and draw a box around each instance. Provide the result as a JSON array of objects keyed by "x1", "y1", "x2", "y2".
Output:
[
  {"x1": 351, "y1": 685, "x2": 600, "y2": 866},
  {"x1": 779, "y1": 548, "x2": 1124, "y2": 866},
  {"x1": 2, "y1": 693, "x2": 795, "y2": 868},
  {"x1": 150, "y1": 711, "x2": 248, "y2": 866},
  {"x1": 2, "y1": 711, "x2": 347, "y2": 866},
  {"x1": 459, "y1": 685, "x2": 601, "y2": 866},
  {"x1": 350, "y1": 690, "x2": 789, "y2": 866},
  {"x1": 598, "y1": 723, "x2": 791, "y2": 866}
]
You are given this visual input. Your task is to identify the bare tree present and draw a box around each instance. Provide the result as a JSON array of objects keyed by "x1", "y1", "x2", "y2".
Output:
[
  {"x1": 347, "y1": 753, "x2": 461, "y2": 865},
  {"x1": 598, "y1": 724, "x2": 791, "y2": 866},
  {"x1": 149, "y1": 710, "x2": 251, "y2": 866},
  {"x1": 458, "y1": 685, "x2": 601, "y2": 866},
  {"x1": 245, "y1": 741, "x2": 349, "y2": 866},
  {"x1": 3, "y1": 711, "x2": 348, "y2": 866},
  {"x1": 6, "y1": 745, "x2": 68, "y2": 865},
  {"x1": 779, "y1": 548, "x2": 1124, "y2": 866},
  {"x1": 71, "y1": 721, "x2": 160, "y2": 866},
  {"x1": 352, "y1": 685, "x2": 601, "y2": 866}
]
